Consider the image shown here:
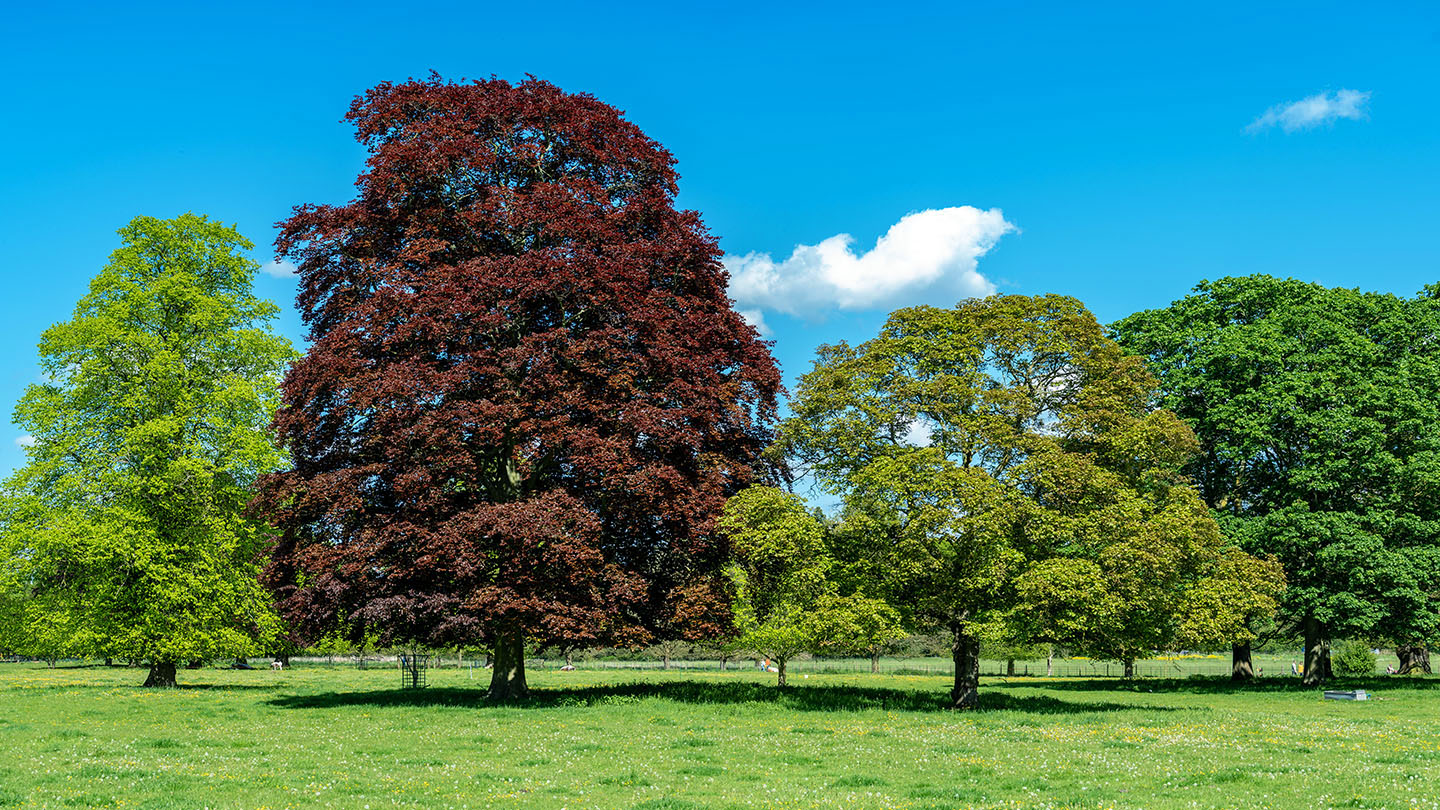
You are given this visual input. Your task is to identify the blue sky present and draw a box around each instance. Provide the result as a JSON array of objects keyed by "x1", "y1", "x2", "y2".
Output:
[{"x1": 2, "y1": 1, "x2": 1438, "y2": 474}]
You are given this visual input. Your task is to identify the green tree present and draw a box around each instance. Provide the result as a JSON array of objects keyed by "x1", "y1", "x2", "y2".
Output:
[
  {"x1": 1113, "y1": 278, "x2": 1440, "y2": 686},
  {"x1": 779, "y1": 295, "x2": 1280, "y2": 707},
  {"x1": 719, "y1": 486, "x2": 854, "y2": 686},
  {"x1": 0, "y1": 214, "x2": 296, "y2": 687},
  {"x1": 809, "y1": 592, "x2": 905, "y2": 673}
]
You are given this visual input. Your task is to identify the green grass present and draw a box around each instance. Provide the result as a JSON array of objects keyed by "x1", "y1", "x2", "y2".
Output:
[{"x1": 2, "y1": 663, "x2": 1438, "y2": 809}]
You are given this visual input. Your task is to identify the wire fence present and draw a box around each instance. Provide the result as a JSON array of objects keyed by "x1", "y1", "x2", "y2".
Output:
[{"x1": 16, "y1": 652, "x2": 1373, "y2": 679}]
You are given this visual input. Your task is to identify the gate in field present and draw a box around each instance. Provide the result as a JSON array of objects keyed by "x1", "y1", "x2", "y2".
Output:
[{"x1": 399, "y1": 653, "x2": 429, "y2": 689}]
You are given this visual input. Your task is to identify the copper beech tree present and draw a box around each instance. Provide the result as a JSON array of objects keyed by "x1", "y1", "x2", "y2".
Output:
[{"x1": 258, "y1": 76, "x2": 780, "y2": 698}]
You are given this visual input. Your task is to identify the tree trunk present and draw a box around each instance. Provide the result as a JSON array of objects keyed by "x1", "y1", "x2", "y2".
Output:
[
  {"x1": 276, "y1": 652, "x2": 290, "y2": 666},
  {"x1": 1302, "y1": 616, "x2": 1328, "y2": 687},
  {"x1": 1006, "y1": 658, "x2": 1016, "y2": 677},
  {"x1": 1046, "y1": 646, "x2": 1054, "y2": 678},
  {"x1": 1396, "y1": 645, "x2": 1432, "y2": 675},
  {"x1": 1231, "y1": 642, "x2": 1254, "y2": 682},
  {"x1": 565, "y1": 650, "x2": 574, "y2": 668},
  {"x1": 143, "y1": 662, "x2": 178, "y2": 688},
  {"x1": 488, "y1": 626, "x2": 529, "y2": 700},
  {"x1": 950, "y1": 626, "x2": 981, "y2": 710},
  {"x1": 719, "y1": 656, "x2": 727, "y2": 671},
  {"x1": 662, "y1": 653, "x2": 670, "y2": 670},
  {"x1": 1123, "y1": 656, "x2": 1136, "y2": 679},
  {"x1": 104, "y1": 657, "x2": 113, "y2": 667},
  {"x1": 776, "y1": 657, "x2": 787, "y2": 687},
  {"x1": 871, "y1": 652, "x2": 880, "y2": 674}
]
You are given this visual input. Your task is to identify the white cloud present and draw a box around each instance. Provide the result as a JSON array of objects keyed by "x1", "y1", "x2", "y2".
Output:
[
  {"x1": 1247, "y1": 89, "x2": 1370, "y2": 133},
  {"x1": 725, "y1": 206, "x2": 1015, "y2": 318},
  {"x1": 737, "y1": 309, "x2": 772, "y2": 337},
  {"x1": 259, "y1": 259, "x2": 298, "y2": 278},
  {"x1": 14, "y1": 435, "x2": 35, "y2": 449}
]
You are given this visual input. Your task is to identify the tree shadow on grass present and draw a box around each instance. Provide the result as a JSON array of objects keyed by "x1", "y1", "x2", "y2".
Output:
[
  {"x1": 267, "y1": 680, "x2": 1168, "y2": 715},
  {"x1": 995, "y1": 675, "x2": 1440, "y2": 695}
]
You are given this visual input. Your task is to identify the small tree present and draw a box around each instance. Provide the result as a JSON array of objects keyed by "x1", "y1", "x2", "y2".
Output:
[
  {"x1": 719, "y1": 487, "x2": 849, "y2": 687},
  {"x1": 809, "y1": 593, "x2": 905, "y2": 673}
]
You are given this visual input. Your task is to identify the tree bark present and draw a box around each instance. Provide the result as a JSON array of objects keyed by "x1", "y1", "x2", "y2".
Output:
[
  {"x1": 1302, "y1": 616, "x2": 1328, "y2": 687},
  {"x1": 1231, "y1": 642, "x2": 1254, "y2": 682},
  {"x1": 1123, "y1": 657, "x2": 1136, "y2": 679},
  {"x1": 1046, "y1": 646, "x2": 1054, "y2": 678},
  {"x1": 662, "y1": 653, "x2": 670, "y2": 670},
  {"x1": 1006, "y1": 658, "x2": 1016, "y2": 677},
  {"x1": 871, "y1": 652, "x2": 880, "y2": 674},
  {"x1": 776, "y1": 657, "x2": 788, "y2": 687},
  {"x1": 143, "y1": 662, "x2": 178, "y2": 688},
  {"x1": 487, "y1": 626, "x2": 528, "y2": 700},
  {"x1": 950, "y1": 626, "x2": 981, "y2": 710},
  {"x1": 1396, "y1": 645, "x2": 1432, "y2": 675}
]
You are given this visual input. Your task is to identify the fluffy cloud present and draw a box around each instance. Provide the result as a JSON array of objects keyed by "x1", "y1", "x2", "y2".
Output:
[
  {"x1": 14, "y1": 435, "x2": 35, "y2": 449},
  {"x1": 725, "y1": 206, "x2": 1015, "y2": 318},
  {"x1": 259, "y1": 258, "x2": 298, "y2": 278},
  {"x1": 1247, "y1": 89, "x2": 1370, "y2": 133}
]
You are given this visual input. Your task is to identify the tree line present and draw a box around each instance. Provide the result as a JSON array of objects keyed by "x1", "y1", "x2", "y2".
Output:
[{"x1": 2, "y1": 76, "x2": 1437, "y2": 707}]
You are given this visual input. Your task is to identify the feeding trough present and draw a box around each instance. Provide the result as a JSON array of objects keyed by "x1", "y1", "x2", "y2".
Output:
[
  {"x1": 399, "y1": 653, "x2": 430, "y2": 689},
  {"x1": 1323, "y1": 689, "x2": 1368, "y2": 701}
]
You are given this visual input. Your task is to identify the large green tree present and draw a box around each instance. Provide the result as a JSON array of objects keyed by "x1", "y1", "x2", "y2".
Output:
[
  {"x1": 779, "y1": 295, "x2": 1280, "y2": 707},
  {"x1": 0, "y1": 214, "x2": 295, "y2": 686},
  {"x1": 1113, "y1": 277, "x2": 1440, "y2": 685}
]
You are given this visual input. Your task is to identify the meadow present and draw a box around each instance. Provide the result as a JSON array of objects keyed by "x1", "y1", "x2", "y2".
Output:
[{"x1": 2, "y1": 663, "x2": 1437, "y2": 810}]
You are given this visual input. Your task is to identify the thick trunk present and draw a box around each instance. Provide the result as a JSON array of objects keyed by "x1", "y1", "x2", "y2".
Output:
[
  {"x1": 950, "y1": 626, "x2": 981, "y2": 710},
  {"x1": 104, "y1": 657, "x2": 113, "y2": 667},
  {"x1": 871, "y1": 652, "x2": 880, "y2": 674},
  {"x1": 776, "y1": 657, "x2": 787, "y2": 687},
  {"x1": 276, "y1": 652, "x2": 290, "y2": 666},
  {"x1": 1302, "y1": 617, "x2": 1328, "y2": 687},
  {"x1": 1006, "y1": 658, "x2": 1016, "y2": 677},
  {"x1": 1396, "y1": 645, "x2": 1432, "y2": 675},
  {"x1": 143, "y1": 662, "x2": 178, "y2": 688},
  {"x1": 487, "y1": 626, "x2": 529, "y2": 700},
  {"x1": 1231, "y1": 643, "x2": 1254, "y2": 682},
  {"x1": 1123, "y1": 656, "x2": 1136, "y2": 679}
]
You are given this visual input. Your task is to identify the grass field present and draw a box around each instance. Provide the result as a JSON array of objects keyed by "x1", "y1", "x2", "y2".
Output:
[{"x1": 2, "y1": 663, "x2": 1437, "y2": 810}]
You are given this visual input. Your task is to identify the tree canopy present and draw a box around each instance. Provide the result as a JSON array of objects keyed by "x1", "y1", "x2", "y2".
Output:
[
  {"x1": 778, "y1": 294, "x2": 1281, "y2": 707},
  {"x1": 0, "y1": 214, "x2": 295, "y2": 686},
  {"x1": 258, "y1": 75, "x2": 781, "y2": 699},
  {"x1": 1112, "y1": 277, "x2": 1440, "y2": 685}
]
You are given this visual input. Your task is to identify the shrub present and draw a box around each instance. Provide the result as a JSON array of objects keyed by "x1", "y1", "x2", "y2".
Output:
[{"x1": 1332, "y1": 640, "x2": 1378, "y2": 677}]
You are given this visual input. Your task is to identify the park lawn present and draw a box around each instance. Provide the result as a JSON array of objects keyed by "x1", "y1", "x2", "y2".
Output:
[{"x1": 1, "y1": 664, "x2": 1437, "y2": 810}]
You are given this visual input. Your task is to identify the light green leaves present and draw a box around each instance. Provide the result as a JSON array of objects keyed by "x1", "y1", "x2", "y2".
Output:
[{"x1": 0, "y1": 214, "x2": 296, "y2": 671}]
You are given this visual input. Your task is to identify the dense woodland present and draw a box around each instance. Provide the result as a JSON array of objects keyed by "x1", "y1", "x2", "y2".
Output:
[{"x1": 3, "y1": 77, "x2": 1438, "y2": 708}]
